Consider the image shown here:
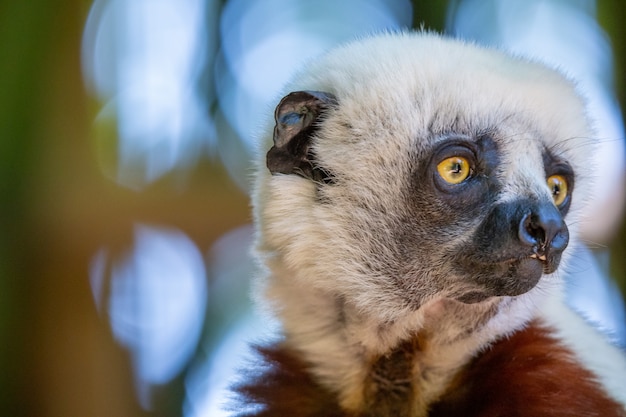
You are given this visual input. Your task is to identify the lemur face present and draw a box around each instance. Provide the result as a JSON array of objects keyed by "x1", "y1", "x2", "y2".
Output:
[{"x1": 257, "y1": 33, "x2": 593, "y2": 320}]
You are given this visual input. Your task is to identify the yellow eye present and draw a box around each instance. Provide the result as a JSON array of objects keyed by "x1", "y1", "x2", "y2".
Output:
[
  {"x1": 547, "y1": 174, "x2": 568, "y2": 206},
  {"x1": 437, "y1": 156, "x2": 471, "y2": 184}
]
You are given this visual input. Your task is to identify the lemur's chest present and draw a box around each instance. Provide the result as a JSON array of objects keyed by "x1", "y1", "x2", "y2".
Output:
[
  {"x1": 234, "y1": 320, "x2": 625, "y2": 417},
  {"x1": 361, "y1": 335, "x2": 452, "y2": 417}
]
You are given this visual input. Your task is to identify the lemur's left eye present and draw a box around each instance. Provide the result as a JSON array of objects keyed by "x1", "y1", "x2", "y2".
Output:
[
  {"x1": 547, "y1": 174, "x2": 568, "y2": 206},
  {"x1": 437, "y1": 156, "x2": 471, "y2": 184}
]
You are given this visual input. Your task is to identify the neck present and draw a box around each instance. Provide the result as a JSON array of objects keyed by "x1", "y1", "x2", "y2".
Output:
[{"x1": 267, "y1": 272, "x2": 538, "y2": 416}]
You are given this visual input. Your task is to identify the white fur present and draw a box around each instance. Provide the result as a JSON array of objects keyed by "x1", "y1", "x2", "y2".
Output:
[
  {"x1": 251, "y1": 31, "x2": 624, "y2": 411},
  {"x1": 539, "y1": 292, "x2": 626, "y2": 408}
]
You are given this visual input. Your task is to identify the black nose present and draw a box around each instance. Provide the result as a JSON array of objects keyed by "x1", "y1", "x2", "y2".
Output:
[{"x1": 518, "y1": 203, "x2": 569, "y2": 256}]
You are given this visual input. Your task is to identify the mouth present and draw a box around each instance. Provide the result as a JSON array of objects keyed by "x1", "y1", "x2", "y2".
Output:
[
  {"x1": 511, "y1": 256, "x2": 544, "y2": 286},
  {"x1": 529, "y1": 253, "x2": 546, "y2": 261},
  {"x1": 453, "y1": 252, "x2": 560, "y2": 304}
]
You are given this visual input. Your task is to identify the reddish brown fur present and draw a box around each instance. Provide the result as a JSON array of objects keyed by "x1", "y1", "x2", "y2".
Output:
[
  {"x1": 233, "y1": 345, "x2": 346, "y2": 417},
  {"x1": 233, "y1": 321, "x2": 625, "y2": 416},
  {"x1": 430, "y1": 320, "x2": 626, "y2": 417}
]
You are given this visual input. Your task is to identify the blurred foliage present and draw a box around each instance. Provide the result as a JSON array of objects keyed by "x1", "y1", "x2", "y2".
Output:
[
  {"x1": 0, "y1": 2, "x2": 63, "y2": 415},
  {"x1": 0, "y1": 1, "x2": 246, "y2": 416},
  {"x1": 598, "y1": 0, "x2": 626, "y2": 294},
  {"x1": 598, "y1": 0, "x2": 626, "y2": 102},
  {"x1": 412, "y1": 1, "x2": 447, "y2": 31}
]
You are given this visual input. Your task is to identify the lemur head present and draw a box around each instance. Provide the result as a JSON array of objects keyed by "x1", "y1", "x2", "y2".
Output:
[{"x1": 254, "y1": 32, "x2": 594, "y2": 323}]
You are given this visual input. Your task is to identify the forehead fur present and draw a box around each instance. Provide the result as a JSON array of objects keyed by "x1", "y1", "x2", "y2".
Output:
[{"x1": 259, "y1": 31, "x2": 594, "y2": 208}]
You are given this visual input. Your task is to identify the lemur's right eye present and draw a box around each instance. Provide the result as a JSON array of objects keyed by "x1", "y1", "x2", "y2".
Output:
[{"x1": 437, "y1": 156, "x2": 471, "y2": 184}]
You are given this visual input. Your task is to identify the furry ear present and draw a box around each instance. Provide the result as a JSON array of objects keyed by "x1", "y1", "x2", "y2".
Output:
[{"x1": 266, "y1": 90, "x2": 337, "y2": 182}]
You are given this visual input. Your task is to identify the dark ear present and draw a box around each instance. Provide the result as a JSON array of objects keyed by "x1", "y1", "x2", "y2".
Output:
[{"x1": 266, "y1": 90, "x2": 337, "y2": 182}]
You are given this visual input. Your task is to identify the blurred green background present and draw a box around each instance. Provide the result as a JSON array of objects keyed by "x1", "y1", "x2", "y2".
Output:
[{"x1": 0, "y1": 1, "x2": 624, "y2": 416}]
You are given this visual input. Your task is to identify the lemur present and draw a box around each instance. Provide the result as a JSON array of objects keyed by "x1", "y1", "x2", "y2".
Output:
[{"x1": 234, "y1": 32, "x2": 626, "y2": 416}]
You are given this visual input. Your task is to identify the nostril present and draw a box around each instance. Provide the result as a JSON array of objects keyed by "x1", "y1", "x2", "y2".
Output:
[
  {"x1": 517, "y1": 205, "x2": 569, "y2": 254},
  {"x1": 518, "y1": 212, "x2": 539, "y2": 247}
]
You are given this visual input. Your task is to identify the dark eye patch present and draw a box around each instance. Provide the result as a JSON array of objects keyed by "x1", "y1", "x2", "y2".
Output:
[
  {"x1": 427, "y1": 135, "x2": 500, "y2": 208},
  {"x1": 542, "y1": 149, "x2": 575, "y2": 215}
]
